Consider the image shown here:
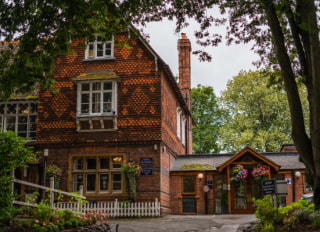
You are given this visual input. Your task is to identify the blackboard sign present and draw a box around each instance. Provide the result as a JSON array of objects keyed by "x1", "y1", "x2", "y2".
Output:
[
  {"x1": 141, "y1": 168, "x2": 153, "y2": 175},
  {"x1": 141, "y1": 158, "x2": 152, "y2": 166},
  {"x1": 263, "y1": 179, "x2": 275, "y2": 195}
]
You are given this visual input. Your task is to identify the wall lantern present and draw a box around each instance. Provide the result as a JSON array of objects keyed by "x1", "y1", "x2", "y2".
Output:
[
  {"x1": 197, "y1": 173, "x2": 204, "y2": 182},
  {"x1": 295, "y1": 171, "x2": 301, "y2": 179}
]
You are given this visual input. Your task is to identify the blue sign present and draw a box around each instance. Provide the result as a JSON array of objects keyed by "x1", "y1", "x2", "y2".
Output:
[
  {"x1": 141, "y1": 168, "x2": 153, "y2": 175},
  {"x1": 262, "y1": 179, "x2": 275, "y2": 195},
  {"x1": 141, "y1": 158, "x2": 152, "y2": 166},
  {"x1": 207, "y1": 180, "x2": 213, "y2": 185},
  {"x1": 286, "y1": 178, "x2": 291, "y2": 184}
]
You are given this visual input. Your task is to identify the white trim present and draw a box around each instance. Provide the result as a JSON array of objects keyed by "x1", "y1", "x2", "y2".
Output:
[{"x1": 85, "y1": 35, "x2": 114, "y2": 60}]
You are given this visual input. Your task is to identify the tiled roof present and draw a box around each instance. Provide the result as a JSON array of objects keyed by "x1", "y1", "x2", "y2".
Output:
[{"x1": 170, "y1": 152, "x2": 305, "y2": 172}]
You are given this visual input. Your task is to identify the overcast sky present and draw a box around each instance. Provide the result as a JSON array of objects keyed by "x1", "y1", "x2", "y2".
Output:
[{"x1": 143, "y1": 19, "x2": 260, "y2": 96}]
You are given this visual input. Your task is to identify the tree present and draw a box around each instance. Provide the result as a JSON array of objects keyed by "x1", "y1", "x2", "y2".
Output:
[
  {"x1": 0, "y1": 131, "x2": 36, "y2": 229},
  {"x1": 191, "y1": 84, "x2": 223, "y2": 153},
  {"x1": 219, "y1": 69, "x2": 308, "y2": 152}
]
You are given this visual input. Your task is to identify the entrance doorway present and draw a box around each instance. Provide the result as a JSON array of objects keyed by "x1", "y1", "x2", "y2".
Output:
[{"x1": 230, "y1": 171, "x2": 262, "y2": 214}]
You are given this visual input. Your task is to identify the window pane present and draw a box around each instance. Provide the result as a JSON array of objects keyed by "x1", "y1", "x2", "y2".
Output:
[
  {"x1": 103, "y1": 92, "x2": 112, "y2": 113},
  {"x1": 105, "y1": 43, "x2": 111, "y2": 56},
  {"x1": 92, "y1": 93, "x2": 101, "y2": 113},
  {"x1": 30, "y1": 103, "x2": 37, "y2": 113},
  {"x1": 81, "y1": 83, "x2": 90, "y2": 91},
  {"x1": 73, "y1": 174, "x2": 83, "y2": 192},
  {"x1": 112, "y1": 173, "x2": 122, "y2": 191},
  {"x1": 18, "y1": 124, "x2": 27, "y2": 132},
  {"x1": 97, "y1": 44, "x2": 103, "y2": 57},
  {"x1": 74, "y1": 158, "x2": 83, "y2": 170},
  {"x1": 97, "y1": 36, "x2": 101, "y2": 42},
  {"x1": 103, "y1": 103, "x2": 112, "y2": 113},
  {"x1": 18, "y1": 116, "x2": 28, "y2": 124},
  {"x1": 6, "y1": 116, "x2": 16, "y2": 132},
  {"x1": 18, "y1": 103, "x2": 29, "y2": 114},
  {"x1": 92, "y1": 82, "x2": 101, "y2": 91},
  {"x1": 0, "y1": 104, "x2": 4, "y2": 114},
  {"x1": 29, "y1": 132, "x2": 36, "y2": 140},
  {"x1": 87, "y1": 158, "x2": 96, "y2": 169},
  {"x1": 81, "y1": 93, "x2": 89, "y2": 103},
  {"x1": 104, "y1": 82, "x2": 112, "y2": 90},
  {"x1": 183, "y1": 176, "x2": 195, "y2": 193},
  {"x1": 81, "y1": 94, "x2": 89, "y2": 114},
  {"x1": 104, "y1": 92, "x2": 112, "y2": 102},
  {"x1": 100, "y1": 158, "x2": 109, "y2": 169},
  {"x1": 87, "y1": 174, "x2": 96, "y2": 192},
  {"x1": 100, "y1": 174, "x2": 109, "y2": 191},
  {"x1": 7, "y1": 104, "x2": 17, "y2": 114},
  {"x1": 30, "y1": 115, "x2": 37, "y2": 123},
  {"x1": 112, "y1": 157, "x2": 122, "y2": 169},
  {"x1": 88, "y1": 44, "x2": 94, "y2": 58}
]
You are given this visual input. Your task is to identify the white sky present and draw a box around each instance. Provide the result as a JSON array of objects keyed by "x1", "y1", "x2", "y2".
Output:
[{"x1": 144, "y1": 19, "x2": 259, "y2": 96}]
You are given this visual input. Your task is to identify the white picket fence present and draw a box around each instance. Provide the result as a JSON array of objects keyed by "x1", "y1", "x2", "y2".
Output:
[{"x1": 54, "y1": 198, "x2": 161, "y2": 218}]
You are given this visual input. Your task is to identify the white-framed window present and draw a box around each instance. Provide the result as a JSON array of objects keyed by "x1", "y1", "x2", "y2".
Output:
[
  {"x1": 77, "y1": 81, "x2": 117, "y2": 116},
  {"x1": 181, "y1": 115, "x2": 186, "y2": 145},
  {"x1": 72, "y1": 156, "x2": 123, "y2": 194},
  {"x1": 85, "y1": 35, "x2": 114, "y2": 59},
  {"x1": 177, "y1": 107, "x2": 182, "y2": 139},
  {"x1": 0, "y1": 101, "x2": 37, "y2": 140}
]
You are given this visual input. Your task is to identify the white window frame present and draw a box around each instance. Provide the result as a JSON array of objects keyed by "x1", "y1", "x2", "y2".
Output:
[
  {"x1": 177, "y1": 107, "x2": 182, "y2": 139},
  {"x1": 85, "y1": 35, "x2": 114, "y2": 59},
  {"x1": 76, "y1": 80, "x2": 117, "y2": 117},
  {"x1": 181, "y1": 115, "x2": 186, "y2": 145},
  {"x1": 0, "y1": 101, "x2": 38, "y2": 140}
]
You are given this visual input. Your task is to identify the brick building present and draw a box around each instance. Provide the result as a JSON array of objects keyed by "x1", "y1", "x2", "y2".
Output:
[
  {"x1": 1, "y1": 30, "x2": 311, "y2": 215},
  {"x1": 1, "y1": 30, "x2": 193, "y2": 214},
  {"x1": 170, "y1": 145, "x2": 311, "y2": 214}
]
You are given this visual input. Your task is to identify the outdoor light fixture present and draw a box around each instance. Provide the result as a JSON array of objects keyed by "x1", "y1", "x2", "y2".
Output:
[
  {"x1": 197, "y1": 173, "x2": 204, "y2": 181},
  {"x1": 295, "y1": 171, "x2": 301, "y2": 179}
]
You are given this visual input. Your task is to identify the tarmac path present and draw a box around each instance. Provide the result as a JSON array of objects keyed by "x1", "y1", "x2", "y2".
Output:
[{"x1": 107, "y1": 214, "x2": 257, "y2": 232}]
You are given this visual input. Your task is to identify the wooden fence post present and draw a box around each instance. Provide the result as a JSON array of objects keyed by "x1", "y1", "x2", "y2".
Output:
[
  {"x1": 77, "y1": 185, "x2": 83, "y2": 214},
  {"x1": 50, "y1": 177, "x2": 54, "y2": 209}
]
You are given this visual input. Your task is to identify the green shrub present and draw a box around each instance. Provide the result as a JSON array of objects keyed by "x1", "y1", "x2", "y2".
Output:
[
  {"x1": 32, "y1": 202, "x2": 53, "y2": 225},
  {"x1": 292, "y1": 208, "x2": 312, "y2": 223},
  {"x1": 283, "y1": 215, "x2": 298, "y2": 230},
  {"x1": 310, "y1": 210, "x2": 320, "y2": 229},
  {"x1": 64, "y1": 220, "x2": 72, "y2": 228},
  {"x1": 261, "y1": 222, "x2": 274, "y2": 232},
  {"x1": 63, "y1": 209, "x2": 74, "y2": 221},
  {"x1": 253, "y1": 195, "x2": 276, "y2": 224}
]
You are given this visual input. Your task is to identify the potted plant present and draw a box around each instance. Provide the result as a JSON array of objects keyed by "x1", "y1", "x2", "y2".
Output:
[
  {"x1": 221, "y1": 191, "x2": 229, "y2": 214},
  {"x1": 251, "y1": 164, "x2": 269, "y2": 194},
  {"x1": 121, "y1": 162, "x2": 141, "y2": 202}
]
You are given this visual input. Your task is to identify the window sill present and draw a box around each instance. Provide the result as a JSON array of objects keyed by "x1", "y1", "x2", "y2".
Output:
[
  {"x1": 83, "y1": 57, "x2": 115, "y2": 62},
  {"x1": 75, "y1": 115, "x2": 118, "y2": 132}
]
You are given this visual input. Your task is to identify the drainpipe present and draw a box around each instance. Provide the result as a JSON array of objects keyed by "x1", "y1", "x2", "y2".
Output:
[
  {"x1": 205, "y1": 171, "x2": 208, "y2": 214},
  {"x1": 292, "y1": 169, "x2": 295, "y2": 202}
]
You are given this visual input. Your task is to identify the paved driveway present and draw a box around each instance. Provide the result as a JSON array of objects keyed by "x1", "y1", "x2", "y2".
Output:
[{"x1": 107, "y1": 214, "x2": 257, "y2": 232}]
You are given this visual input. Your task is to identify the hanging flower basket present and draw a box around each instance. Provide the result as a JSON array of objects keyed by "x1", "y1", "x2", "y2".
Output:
[
  {"x1": 230, "y1": 164, "x2": 248, "y2": 191},
  {"x1": 121, "y1": 162, "x2": 141, "y2": 201},
  {"x1": 45, "y1": 164, "x2": 63, "y2": 189},
  {"x1": 251, "y1": 164, "x2": 269, "y2": 182}
]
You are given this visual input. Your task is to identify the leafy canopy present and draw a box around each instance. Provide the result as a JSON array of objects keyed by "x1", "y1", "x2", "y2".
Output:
[
  {"x1": 191, "y1": 84, "x2": 224, "y2": 154},
  {"x1": 219, "y1": 69, "x2": 308, "y2": 152}
]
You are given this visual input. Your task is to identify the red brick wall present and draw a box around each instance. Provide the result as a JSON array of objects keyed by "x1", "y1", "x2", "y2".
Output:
[
  {"x1": 285, "y1": 173, "x2": 305, "y2": 205},
  {"x1": 37, "y1": 32, "x2": 162, "y2": 146}
]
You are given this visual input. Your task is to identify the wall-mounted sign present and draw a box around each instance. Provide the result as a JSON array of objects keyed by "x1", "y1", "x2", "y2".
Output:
[
  {"x1": 286, "y1": 178, "x2": 291, "y2": 184},
  {"x1": 263, "y1": 179, "x2": 275, "y2": 195},
  {"x1": 141, "y1": 168, "x2": 153, "y2": 175},
  {"x1": 141, "y1": 158, "x2": 152, "y2": 166},
  {"x1": 207, "y1": 180, "x2": 213, "y2": 185}
]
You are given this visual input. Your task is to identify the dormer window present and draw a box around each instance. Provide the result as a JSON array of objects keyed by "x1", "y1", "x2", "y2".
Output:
[{"x1": 85, "y1": 35, "x2": 114, "y2": 60}]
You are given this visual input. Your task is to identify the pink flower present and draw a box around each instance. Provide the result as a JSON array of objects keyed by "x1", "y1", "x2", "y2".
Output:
[
  {"x1": 57, "y1": 220, "x2": 59, "y2": 223},
  {"x1": 49, "y1": 222, "x2": 53, "y2": 225},
  {"x1": 35, "y1": 220, "x2": 39, "y2": 223},
  {"x1": 43, "y1": 222, "x2": 46, "y2": 226},
  {"x1": 54, "y1": 215, "x2": 59, "y2": 219}
]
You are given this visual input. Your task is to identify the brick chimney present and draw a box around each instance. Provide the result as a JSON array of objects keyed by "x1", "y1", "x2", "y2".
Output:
[
  {"x1": 178, "y1": 33, "x2": 191, "y2": 110},
  {"x1": 178, "y1": 33, "x2": 192, "y2": 154}
]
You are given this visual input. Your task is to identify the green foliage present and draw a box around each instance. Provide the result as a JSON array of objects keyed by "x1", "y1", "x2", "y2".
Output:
[
  {"x1": 191, "y1": 84, "x2": 224, "y2": 153},
  {"x1": 219, "y1": 69, "x2": 308, "y2": 152},
  {"x1": 253, "y1": 195, "x2": 277, "y2": 225},
  {"x1": 310, "y1": 210, "x2": 320, "y2": 229},
  {"x1": 0, "y1": 131, "x2": 36, "y2": 229},
  {"x1": 261, "y1": 222, "x2": 274, "y2": 232}
]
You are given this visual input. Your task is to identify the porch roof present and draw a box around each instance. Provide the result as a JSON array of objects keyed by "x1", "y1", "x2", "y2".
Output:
[{"x1": 170, "y1": 152, "x2": 305, "y2": 172}]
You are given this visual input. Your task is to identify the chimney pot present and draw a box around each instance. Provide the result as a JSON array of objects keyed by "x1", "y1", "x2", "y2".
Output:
[{"x1": 181, "y1": 33, "x2": 187, "y2": 39}]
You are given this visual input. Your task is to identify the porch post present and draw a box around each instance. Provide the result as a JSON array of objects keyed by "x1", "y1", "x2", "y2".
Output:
[
  {"x1": 227, "y1": 165, "x2": 231, "y2": 213},
  {"x1": 268, "y1": 165, "x2": 271, "y2": 179}
]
